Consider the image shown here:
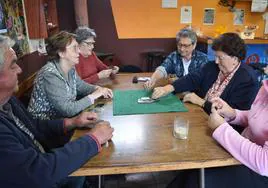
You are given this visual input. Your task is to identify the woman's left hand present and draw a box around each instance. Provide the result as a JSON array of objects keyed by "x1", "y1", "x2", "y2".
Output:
[
  {"x1": 208, "y1": 107, "x2": 226, "y2": 131},
  {"x1": 183, "y1": 92, "x2": 205, "y2": 107},
  {"x1": 151, "y1": 85, "x2": 174, "y2": 99}
]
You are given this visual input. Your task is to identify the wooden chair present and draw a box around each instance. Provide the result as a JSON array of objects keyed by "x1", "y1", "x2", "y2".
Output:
[{"x1": 15, "y1": 52, "x2": 47, "y2": 107}]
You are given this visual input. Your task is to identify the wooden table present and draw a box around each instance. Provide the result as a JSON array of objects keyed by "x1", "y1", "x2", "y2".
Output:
[{"x1": 72, "y1": 73, "x2": 240, "y2": 177}]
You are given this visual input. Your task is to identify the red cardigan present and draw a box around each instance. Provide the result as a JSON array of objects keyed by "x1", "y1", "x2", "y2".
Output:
[{"x1": 75, "y1": 52, "x2": 108, "y2": 84}]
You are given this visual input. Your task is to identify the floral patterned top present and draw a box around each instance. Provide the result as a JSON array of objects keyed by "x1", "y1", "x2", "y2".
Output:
[
  {"x1": 28, "y1": 61, "x2": 97, "y2": 120},
  {"x1": 156, "y1": 50, "x2": 208, "y2": 78},
  {"x1": 205, "y1": 64, "x2": 240, "y2": 101}
]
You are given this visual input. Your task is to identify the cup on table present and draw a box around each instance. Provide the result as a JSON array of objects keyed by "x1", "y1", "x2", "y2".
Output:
[{"x1": 173, "y1": 116, "x2": 189, "y2": 139}]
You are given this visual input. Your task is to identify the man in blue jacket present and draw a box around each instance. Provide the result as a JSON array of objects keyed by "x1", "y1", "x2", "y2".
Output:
[
  {"x1": 144, "y1": 28, "x2": 208, "y2": 89},
  {"x1": 0, "y1": 35, "x2": 114, "y2": 187}
]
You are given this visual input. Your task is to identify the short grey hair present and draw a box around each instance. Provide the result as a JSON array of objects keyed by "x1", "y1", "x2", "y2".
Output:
[
  {"x1": 75, "y1": 26, "x2": 97, "y2": 44},
  {"x1": 0, "y1": 35, "x2": 15, "y2": 71},
  {"x1": 176, "y1": 28, "x2": 197, "y2": 44}
]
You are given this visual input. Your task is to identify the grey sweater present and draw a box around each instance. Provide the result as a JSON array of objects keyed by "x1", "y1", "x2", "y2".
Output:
[{"x1": 28, "y1": 61, "x2": 96, "y2": 120}]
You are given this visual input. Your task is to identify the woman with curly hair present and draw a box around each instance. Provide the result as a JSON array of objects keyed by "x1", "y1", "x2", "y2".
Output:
[{"x1": 151, "y1": 33, "x2": 258, "y2": 115}]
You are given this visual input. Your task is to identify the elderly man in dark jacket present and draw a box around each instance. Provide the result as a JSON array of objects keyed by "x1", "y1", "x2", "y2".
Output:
[{"x1": 0, "y1": 35, "x2": 114, "y2": 188}]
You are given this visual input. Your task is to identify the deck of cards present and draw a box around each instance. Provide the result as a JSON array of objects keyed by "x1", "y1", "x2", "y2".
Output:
[{"x1": 137, "y1": 97, "x2": 157, "y2": 104}]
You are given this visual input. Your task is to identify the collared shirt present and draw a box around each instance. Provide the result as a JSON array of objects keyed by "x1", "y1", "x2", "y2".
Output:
[
  {"x1": 156, "y1": 50, "x2": 208, "y2": 78},
  {"x1": 182, "y1": 58, "x2": 191, "y2": 76}
]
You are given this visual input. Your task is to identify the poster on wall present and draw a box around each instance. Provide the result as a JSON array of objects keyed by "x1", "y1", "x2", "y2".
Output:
[
  {"x1": 2, "y1": 0, "x2": 29, "y2": 56},
  {"x1": 251, "y1": 0, "x2": 268, "y2": 12},
  {"x1": 203, "y1": 8, "x2": 215, "y2": 25},
  {"x1": 233, "y1": 9, "x2": 245, "y2": 25},
  {"x1": 180, "y1": 6, "x2": 192, "y2": 24},
  {"x1": 162, "y1": 0, "x2": 177, "y2": 8},
  {"x1": 263, "y1": 12, "x2": 268, "y2": 34}
]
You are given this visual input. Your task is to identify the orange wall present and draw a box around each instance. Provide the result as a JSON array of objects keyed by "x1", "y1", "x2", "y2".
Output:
[{"x1": 111, "y1": 0, "x2": 266, "y2": 39}]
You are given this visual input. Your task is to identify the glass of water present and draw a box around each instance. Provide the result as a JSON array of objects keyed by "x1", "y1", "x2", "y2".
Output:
[{"x1": 173, "y1": 116, "x2": 189, "y2": 139}]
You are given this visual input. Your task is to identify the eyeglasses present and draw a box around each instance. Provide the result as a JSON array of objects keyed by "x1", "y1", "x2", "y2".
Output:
[
  {"x1": 83, "y1": 41, "x2": 95, "y2": 47},
  {"x1": 66, "y1": 44, "x2": 79, "y2": 52},
  {"x1": 177, "y1": 43, "x2": 193, "y2": 49}
]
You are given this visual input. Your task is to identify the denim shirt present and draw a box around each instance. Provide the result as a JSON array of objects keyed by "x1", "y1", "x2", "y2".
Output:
[{"x1": 156, "y1": 50, "x2": 208, "y2": 78}]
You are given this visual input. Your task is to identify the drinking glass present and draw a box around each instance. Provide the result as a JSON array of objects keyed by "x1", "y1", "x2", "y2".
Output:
[{"x1": 173, "y1": 116, "x2": 189, "y2": 139}]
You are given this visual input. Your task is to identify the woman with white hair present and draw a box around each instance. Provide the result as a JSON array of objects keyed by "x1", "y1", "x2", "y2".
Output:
[
  {"x1": 75, "y1": 26, "x2": 119, "y2": 84},
  {"x1": 144, "y1": 28, "x2": 208, "y2": 89}
]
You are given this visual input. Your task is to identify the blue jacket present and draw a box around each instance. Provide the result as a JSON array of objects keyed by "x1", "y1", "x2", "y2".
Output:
[
  {"x1": 0, "y1": 97, "x2": 99, "y2": 188},
  {"x1": 172, "y1": 62, "x2": 259, "y2": 114}
]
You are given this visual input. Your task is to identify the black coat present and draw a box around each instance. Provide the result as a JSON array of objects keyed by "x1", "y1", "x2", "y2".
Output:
[{"x1": 0, "y1": 97, "x2": 99, "y2": 188}]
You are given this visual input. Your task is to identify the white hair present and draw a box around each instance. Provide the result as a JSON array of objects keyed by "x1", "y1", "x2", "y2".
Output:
[
  {"x1": 0, "y1": 35, "x2": 15, "y2": 71},
  {"x1": 75, "y1": 26, "x2": 97, "y2": 44},
  {"x1": 176, "y1": 28, "x2": 197, "y2": 44}
]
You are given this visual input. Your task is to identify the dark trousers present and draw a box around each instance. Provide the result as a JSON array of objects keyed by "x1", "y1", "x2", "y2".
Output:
[
  {"x1": 55, "y1": 176, "x2": 86, "y2": 188},
  {"x1": 168, "y1": 165, "x2": 268, "y2": 188}
]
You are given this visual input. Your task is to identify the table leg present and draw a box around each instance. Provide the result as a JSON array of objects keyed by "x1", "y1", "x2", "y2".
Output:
[
  {"x1": 98, "y1": 175, "x2": 102, "y2": 188},
  {"x1": 199, "y1": 168, "x2": 205, "y2": 188}
]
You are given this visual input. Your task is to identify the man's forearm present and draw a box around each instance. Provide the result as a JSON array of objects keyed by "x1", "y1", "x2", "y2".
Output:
[{"x1": 151, "y1": 69, "x2": 164, "y2": 83}]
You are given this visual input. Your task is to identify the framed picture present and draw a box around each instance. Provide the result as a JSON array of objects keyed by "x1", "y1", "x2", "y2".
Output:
[
  {"x1": 203, "y1": 8, "x2": 215, "y2": 25},
  {"x1": 180, "y1": 6, "x2": 192, "y2": 24},
  {"x1": 233, "y1": 9, "x2": 245, "y2": 25}
]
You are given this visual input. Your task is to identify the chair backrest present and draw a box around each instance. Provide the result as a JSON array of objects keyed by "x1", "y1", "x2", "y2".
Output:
[
  {"x1": 15, "y1": 52, "x2": 47, "y2": 107},
  {"x1": 119, "y1": 65, "x2": 142, "y2": 73},
  {"x1": 103, "y1": 56, "x2": 121, "y2": 67}
]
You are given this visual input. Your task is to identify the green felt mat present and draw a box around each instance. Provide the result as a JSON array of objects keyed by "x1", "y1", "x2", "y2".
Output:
[{"x1": 113, "y1": 89, "x2": 188, "y2": 115}]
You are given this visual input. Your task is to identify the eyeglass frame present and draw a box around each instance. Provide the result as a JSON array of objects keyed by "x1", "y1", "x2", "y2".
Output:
[
  {"x1": 177, "y1": 42, "x2": 193, "y2": 49},
  {"x1": 82, "y1": 41, "x2": 95, "y2": 47}
]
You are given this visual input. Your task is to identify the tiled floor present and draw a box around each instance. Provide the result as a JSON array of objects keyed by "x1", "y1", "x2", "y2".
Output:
[{"x1": 99, "y1": 171, "x2": 177, "y2": 188}]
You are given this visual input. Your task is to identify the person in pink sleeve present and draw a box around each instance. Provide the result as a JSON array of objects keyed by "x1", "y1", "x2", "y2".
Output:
[
  {"x1": 168, "y1": 80, "x2": 268, "y2": 188},
  {"x1": 75, "y1": 27, "x2": 119, "y2": 84}
]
